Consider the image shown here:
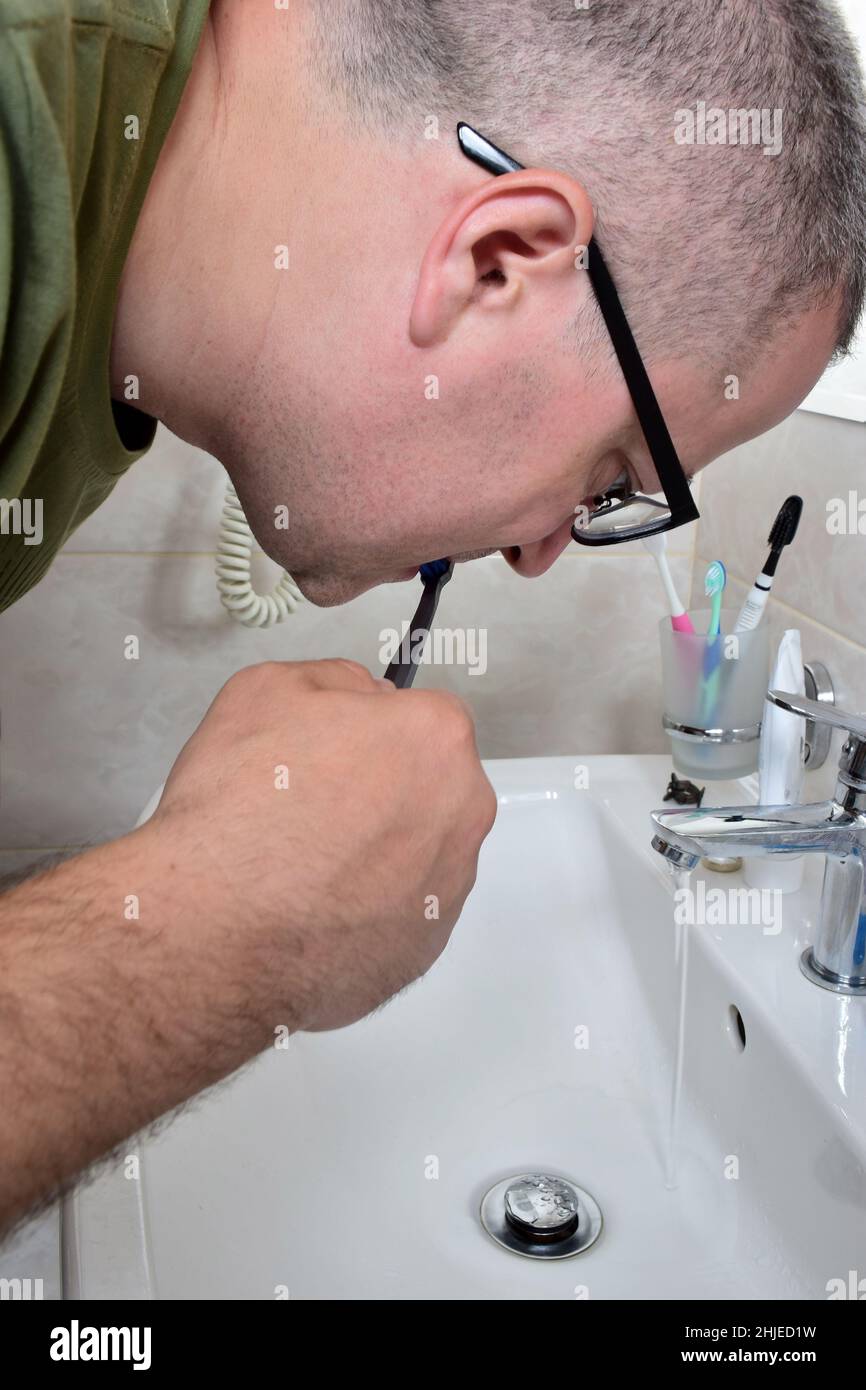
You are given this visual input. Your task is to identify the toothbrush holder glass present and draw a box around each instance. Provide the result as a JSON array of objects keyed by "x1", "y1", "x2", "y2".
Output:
[{"x1": 659, "y1": 610, "x2": 770, "y2": 780}]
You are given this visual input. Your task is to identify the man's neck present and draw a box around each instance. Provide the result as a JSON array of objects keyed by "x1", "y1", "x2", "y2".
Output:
[{"x1": 109, "y1": 2, "x2": 308, "y2": 458}]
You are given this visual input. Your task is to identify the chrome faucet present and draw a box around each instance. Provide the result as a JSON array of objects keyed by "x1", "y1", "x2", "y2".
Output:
[{"x1": 651, "y1": 691, "x2": 866, "y2": 996}]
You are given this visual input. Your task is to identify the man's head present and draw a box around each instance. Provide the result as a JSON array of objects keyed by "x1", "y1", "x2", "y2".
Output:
[{"x1": 117, "y1": 0, "x2": 866, "y2": 603}]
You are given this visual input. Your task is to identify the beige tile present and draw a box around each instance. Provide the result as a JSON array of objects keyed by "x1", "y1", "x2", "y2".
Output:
[{"x1": 694, "y1": 410, "x2": 866, "y2": 646}]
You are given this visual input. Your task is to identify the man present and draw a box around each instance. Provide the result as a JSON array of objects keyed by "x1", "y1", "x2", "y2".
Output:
[{"x1": 0, "y1": 0, "x2": 863, "y2": 1234}]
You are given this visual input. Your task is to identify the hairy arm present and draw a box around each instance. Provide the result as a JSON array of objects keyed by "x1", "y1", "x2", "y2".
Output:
[
  {"x1": 0, "y1": 658, "x2": 497, "y2": 1237},
  {"x1": 0, "y1": 822, "x2": 298, "y2": 1236}
]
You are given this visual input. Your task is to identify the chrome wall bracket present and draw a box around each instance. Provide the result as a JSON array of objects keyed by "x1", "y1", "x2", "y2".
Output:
[{"x1": 803, "y1": 661, "x2": 834, "y2": 771}]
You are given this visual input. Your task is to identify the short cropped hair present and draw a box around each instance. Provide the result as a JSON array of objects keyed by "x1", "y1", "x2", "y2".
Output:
[{"x1": 311, "y1": 0, "x2": 866, "y2": 372}]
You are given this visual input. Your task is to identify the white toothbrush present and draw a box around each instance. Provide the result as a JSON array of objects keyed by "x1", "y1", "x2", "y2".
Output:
[
  {"x1": 734, "y1": 496, "x2": 803, "y2": 633},
  {"x1": 641, "y1": 533, "x2": 695, "y2": 633}
]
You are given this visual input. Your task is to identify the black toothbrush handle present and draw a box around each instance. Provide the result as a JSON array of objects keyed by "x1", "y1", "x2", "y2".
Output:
[{"x1": 384, "y1": 561, "x2": 454, "y2": 689}]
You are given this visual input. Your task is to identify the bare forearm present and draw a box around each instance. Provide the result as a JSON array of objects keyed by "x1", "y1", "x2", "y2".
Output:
[
  {"x1": 0, "y1": 822, "x2": 299, "y2": 1234},
  {"x1": 0, "y1": 659, "x2": 496, "y2": 1235}
]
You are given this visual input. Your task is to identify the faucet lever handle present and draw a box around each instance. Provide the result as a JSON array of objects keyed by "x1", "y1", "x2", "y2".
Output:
[{"x1": 768, "y1": 690, "x2": 866, "y2": 745}]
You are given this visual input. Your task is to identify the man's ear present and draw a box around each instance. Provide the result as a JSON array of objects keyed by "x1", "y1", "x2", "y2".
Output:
[{"x1": 410, "y1": 169, "x2": 595, "y2": 347}]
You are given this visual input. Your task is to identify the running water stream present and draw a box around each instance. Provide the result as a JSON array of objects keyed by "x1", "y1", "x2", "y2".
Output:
[{"x1": 665, "y1": 868, "x2": 691, "y2": 1189}]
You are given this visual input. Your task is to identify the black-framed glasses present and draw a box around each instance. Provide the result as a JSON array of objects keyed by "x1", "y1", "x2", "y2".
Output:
[{"x1": 457, "y1": 124, "x2": 700, "y2": 547}]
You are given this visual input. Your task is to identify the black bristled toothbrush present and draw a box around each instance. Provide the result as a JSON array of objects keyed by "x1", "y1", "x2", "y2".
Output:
[
  {"x1": 384, "y1": 559, "x2": 454, "y2": 688},
  {"x1": 733, "y1": 496, "x2": 803, "y2": 633}
]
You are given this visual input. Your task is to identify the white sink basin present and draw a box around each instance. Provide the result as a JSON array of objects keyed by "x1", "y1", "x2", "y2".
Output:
[{"x1": 62, "y1": 755, "x2": 866, "y2": 1300}]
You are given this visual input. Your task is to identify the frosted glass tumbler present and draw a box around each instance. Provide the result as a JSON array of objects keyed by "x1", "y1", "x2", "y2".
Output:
[{"x1": 659, "y1": 610, "x2": 770, "y2": 780}]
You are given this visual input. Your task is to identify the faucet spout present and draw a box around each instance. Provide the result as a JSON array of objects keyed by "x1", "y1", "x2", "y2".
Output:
[
  {"x1": 650, "y1": 835, "x2": 700, "y2": 871},
  {"x1": 650, "y1": 800, "x2": 855, "y2": 862},
  {"x1": 651, "y1": 690, "x2": 866, "y2": 994},
  {"x1": 650, "y1": 799, "x2": 866, "y2": 995}
]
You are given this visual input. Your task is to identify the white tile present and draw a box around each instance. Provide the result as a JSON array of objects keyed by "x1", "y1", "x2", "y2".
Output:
[{"x1": 694, "y1": 411, "x2": 866, "y2": 646}]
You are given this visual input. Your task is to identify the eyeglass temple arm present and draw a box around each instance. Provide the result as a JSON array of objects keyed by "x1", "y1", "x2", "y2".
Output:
[{"x1": 456, "y1": 124, "x2": 698, "y2": 523}]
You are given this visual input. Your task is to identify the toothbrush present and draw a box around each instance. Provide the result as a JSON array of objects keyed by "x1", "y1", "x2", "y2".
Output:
[
  {"x1": 641, "y1": 533, "x2": 695, "y2": 633},
  {"x1": 704, "y1": 559, "x2": 726, "y2": 648},
  {"x1": 384, "y1": 559, "x2": 454, "y2": 688},
  {"x1": 733, "y1": 496, "x2": 803, "y2": 633},
  {"x1": 700, "y1": 560, "x2": 726, "y2": 722}
]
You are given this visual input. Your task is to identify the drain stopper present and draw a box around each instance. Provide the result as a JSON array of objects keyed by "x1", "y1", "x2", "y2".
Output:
[
  {"x1": 480, "y1": 1171, "x2": 602, "y2": 1261},
  {"x1": 504, "y1": 1174, "x2": 580, "y2": 1243}
]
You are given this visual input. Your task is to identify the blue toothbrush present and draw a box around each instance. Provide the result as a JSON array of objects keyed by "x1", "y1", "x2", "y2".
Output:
[
  {"x1": 384, "y1": 559, "x2": 454, "y2": 688},
  {"x1": 701, "y1": 560, "x2": 726, "y2": 721}
]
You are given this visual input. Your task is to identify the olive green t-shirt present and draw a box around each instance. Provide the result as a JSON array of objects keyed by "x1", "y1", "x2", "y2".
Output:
[{"x1": 0, "y1": 0, "x2": 211, "y2": 611}]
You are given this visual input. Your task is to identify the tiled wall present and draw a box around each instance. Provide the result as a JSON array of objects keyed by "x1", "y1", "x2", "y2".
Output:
[{"x1": 689, "y1": 408, "x2": 866, "y2": 800}]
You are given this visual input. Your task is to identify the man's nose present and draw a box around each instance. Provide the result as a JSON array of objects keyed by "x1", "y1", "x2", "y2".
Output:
[{"x1": 502, "y1": 516, "x2": 576, "y2": 578}]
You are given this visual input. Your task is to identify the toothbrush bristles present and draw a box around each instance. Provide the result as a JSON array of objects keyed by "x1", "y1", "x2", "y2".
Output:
[{"x1": 768, "y1": 495, "x2": 803, "y2": 550}]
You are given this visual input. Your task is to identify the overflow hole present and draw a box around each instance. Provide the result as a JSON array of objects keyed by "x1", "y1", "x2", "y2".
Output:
[{"x1": 727, "y1": 1005, "x2": 746, "y2": 1053}]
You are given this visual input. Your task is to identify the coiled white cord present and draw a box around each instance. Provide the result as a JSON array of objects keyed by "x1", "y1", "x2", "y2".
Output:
[{"x1": 215, "y1": 481, "x2": 303, "y2": 628}]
